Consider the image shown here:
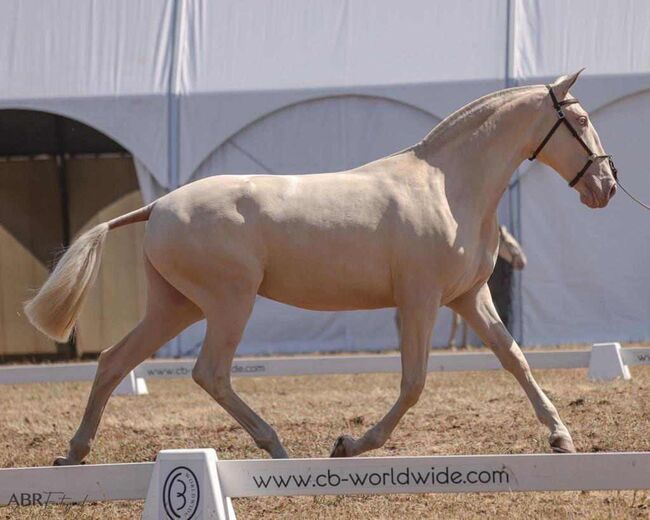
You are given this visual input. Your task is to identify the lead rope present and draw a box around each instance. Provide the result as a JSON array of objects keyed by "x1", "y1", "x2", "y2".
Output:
[{"x1": 616, "y1": 179, "x2": 650, "y2": 211}]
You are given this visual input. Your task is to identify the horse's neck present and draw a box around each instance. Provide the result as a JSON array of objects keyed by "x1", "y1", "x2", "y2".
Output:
[{"x1": 418, "y1": 91, "x2": 538, "y2": 222}]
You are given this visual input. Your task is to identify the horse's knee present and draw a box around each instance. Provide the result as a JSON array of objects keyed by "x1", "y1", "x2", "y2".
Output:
[
  {"x1": 192, "y1": 365, "x2": 209, "y2": 393},
  {"x1": 192, "y1": 367, "x2": 231, "y2": 403},
  {"x1": 497, "y1": 352, "x2": 523, "y2": 374},
  {"x1": 191, "y1": 364, "x2": 209, "y2": 390},
  {"x1": 191, "y1": 365, "x2": 217, "y2": 393},
  {"x1": 488, "y1": 333, "x2": 529, "y2": 375},
  {"x1": 211, "y1": 376, "x2": 232, "y2": 403},
  {"x1": 400, "y1": 376, "x2": 425, "y2": 408},
  {"x1": 95, "y1": 349, "x2": 126, "y2": 389}
]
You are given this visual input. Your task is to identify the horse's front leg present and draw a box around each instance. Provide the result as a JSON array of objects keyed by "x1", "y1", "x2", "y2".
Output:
[
  {"x1": 451, "y1": 284, "x2": 575, "y2": 453},
  {"x1": 331, "y1": 291, "x2": 439, "y2": 457}
]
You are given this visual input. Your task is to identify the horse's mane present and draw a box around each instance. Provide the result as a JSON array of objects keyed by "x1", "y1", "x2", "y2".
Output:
[{"x1": 413, "y1": 85, "x2": 536, "y2": 152}]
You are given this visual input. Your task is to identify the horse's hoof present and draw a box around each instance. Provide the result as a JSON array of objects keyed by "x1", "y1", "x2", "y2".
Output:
[
  {"x1": 549, "y1": 433, "x2": 576, "y2": 454},
  {"x1": 53, "y1": 456, "x2": 73, "y2": 466},
  {"x1": 330, "y1": 435, "x2": 355, "y2": 458}
]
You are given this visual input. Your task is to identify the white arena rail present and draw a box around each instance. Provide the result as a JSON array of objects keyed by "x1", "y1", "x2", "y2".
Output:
[
  {"x1": 1, "y1": 449, "x2": 650, "y2": 519},
  {"x1": 622, "y1": 347, "x2": 650, "y2": 366},
  {"x1": 0, "y1": 343, "x2": 646, "y2": 395}
]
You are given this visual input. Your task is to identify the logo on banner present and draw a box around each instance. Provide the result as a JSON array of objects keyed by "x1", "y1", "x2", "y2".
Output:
[{"x1": 162, "y1": 466, "x2": 200, "y2": 519}]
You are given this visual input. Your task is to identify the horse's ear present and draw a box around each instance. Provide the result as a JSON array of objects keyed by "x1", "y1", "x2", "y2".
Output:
[{"x1": 550, "y1": 68, "x2": 586, "y2": 98}]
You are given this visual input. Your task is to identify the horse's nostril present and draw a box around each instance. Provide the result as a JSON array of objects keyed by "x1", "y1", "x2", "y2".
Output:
[{"x1": 609, "y1": 184, "x2": 617, "y2": 198}]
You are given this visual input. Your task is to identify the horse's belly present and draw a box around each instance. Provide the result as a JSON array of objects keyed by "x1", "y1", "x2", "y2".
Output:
[
  {"x1": 259, "y1": 279, "x2": 393, "y2": 310},
  {"x1": 258, "y1": 244, "x2": 394, "y2": 310}
]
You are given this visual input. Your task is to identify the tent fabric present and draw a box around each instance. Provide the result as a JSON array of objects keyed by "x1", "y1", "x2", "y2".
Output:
[
  {"x1": 0, "y1": 0, "x2": 174, "y2": 187},
  {"x1": 134, "y1": 159, "x2": 167, "y2": 204},
  {"x1": 513, "y1": 0, "x2": 650, "y2": 79},
  {"x1": 176, "y1": 0, "x2": 508, "y2": 184},
  {"x1": 512, "y1": 0, "x2": 650, "y2": 345},
  {"x1": 1, "y1": 0, "x2": 648, "y2": 354}
]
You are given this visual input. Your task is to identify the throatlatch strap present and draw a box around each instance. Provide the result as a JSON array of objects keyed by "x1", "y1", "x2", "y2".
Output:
[{"x1": 528, "y1": 118, "x2": 563, "y2": 161}]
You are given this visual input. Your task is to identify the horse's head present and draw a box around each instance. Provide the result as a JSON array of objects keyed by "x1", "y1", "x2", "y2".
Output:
[{"x1": 530, "y1": 70, "x2": 617, "y2": 209}]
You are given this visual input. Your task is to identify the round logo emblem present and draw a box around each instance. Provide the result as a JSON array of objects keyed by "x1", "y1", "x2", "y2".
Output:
[{"x1": 162, "y1": 466, "x2": 200, "y2": 519}]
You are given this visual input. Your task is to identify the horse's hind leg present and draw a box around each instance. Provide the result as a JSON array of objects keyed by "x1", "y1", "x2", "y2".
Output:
[
  {"x1": 54, "y1": 257, "x2": 202, "y2": 465},
  {"x1": 451, "y1": 284, "x2": 575, "y2": 453},
  {"x1": 332, "y1": 289, "x2": 439, "y2": 457},
  {"x1": 191, "y1": 284, "x2": 288, "y2": 459}
]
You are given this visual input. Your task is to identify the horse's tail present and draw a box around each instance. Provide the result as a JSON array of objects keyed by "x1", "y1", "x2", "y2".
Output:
[{"x1": 24, "y1": 203, "x2": 156, "y2": 342}]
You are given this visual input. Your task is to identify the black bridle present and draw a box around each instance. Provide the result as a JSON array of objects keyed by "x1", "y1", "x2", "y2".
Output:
[{"x1": 529, "y1": 85, "x2": 617, "y2": 188}]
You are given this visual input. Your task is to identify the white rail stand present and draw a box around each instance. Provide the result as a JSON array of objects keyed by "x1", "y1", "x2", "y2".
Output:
[
  {"x1": 588, "y1": 342, "x2": 631, "y2": 381},
  {"x1": 113, "y1": 370, "x2": 149, "y2": 396},
  {"x1": 142, "y1": 448, "x2": 236, "y2": 520}
]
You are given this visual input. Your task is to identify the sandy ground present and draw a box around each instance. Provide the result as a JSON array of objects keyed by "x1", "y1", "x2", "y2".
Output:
[{"x1": 1, "y1": 347, "x2": 650, "y2": 519}]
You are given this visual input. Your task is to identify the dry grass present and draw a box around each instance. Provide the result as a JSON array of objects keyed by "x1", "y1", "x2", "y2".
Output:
[{"x1": 1, "y1": 347, "x2": 650, "y2": 519}]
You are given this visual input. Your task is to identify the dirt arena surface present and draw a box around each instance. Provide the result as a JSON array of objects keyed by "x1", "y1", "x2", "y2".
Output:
[{"x1": 2, "y1": 345, "x2": 650, "y2": 519}]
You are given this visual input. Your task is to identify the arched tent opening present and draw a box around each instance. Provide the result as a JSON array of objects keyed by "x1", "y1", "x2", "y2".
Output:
[
  {"x1": 168, "y1": 94, "x2": 482, "y2": 357},
  {"x1": 0, "y1": 109, "x2": 147, "y2": 360}
]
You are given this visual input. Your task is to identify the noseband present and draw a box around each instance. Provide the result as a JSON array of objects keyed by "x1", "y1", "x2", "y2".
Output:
[{"x1": 528, "y1": 85, "x2": 617, "y2": 188}]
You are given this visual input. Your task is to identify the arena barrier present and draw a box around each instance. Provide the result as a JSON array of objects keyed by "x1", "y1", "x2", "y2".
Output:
[
  {"x1": 1, "y1": 449, "x2": 650, "y2": 518},
  {"x1": 0, "y1": 342, "x2": 646, "y2": 396}
]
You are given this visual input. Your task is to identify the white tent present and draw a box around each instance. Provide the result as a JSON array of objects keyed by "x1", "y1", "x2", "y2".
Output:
[
  {"x1": 167, "y1": 0, "x2": 508, "y2": 355},
  {"x1": 511, "y1": 0, "x2": 650, "y2": 345},
  {"x1": 1, "y1": 0, "x2": 647, "y2": 355}
]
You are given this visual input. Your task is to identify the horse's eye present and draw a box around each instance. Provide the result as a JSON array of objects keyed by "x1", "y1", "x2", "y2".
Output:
[{"x1": 578, "y1": 116, "x2": 588, "y2": 127}]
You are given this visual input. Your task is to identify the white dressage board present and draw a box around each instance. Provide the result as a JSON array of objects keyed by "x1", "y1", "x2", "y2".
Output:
[
  {"x1": 1, "y1": 450, "x2": 650, "y2": 519},
  {"x1": 0, "y1": 343, "x2": 644, "y2": 392}
]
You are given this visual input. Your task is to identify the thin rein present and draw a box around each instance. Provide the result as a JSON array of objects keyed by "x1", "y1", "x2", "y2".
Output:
[{"x1": 615, "y1": 179, "x2": 650, "y2": 211}]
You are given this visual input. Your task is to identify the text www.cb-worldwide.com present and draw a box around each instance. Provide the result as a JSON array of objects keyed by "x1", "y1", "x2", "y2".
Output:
[{"x1": 251, "y1": 466, "x2": 510, "y2": 490}]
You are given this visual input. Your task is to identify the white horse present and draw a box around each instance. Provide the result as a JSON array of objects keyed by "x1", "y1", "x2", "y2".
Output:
[
  {"x1": 25, "y1": 70, "x2": 617, "y2": 464},
  {"x1": 447, "y1": 225, "x2": 526, "y2": 349}
]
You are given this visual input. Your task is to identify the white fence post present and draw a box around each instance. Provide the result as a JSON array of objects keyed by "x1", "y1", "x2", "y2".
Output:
[
  {"x1": 588, "y1": 343, "x2": 631, "y2": 381},
  {"x1": 142, "y1": 448, "x2": 235, "y2": 520},
  {"x1": 112, "y1": 370, "x2": 149, "y2": 396}
]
